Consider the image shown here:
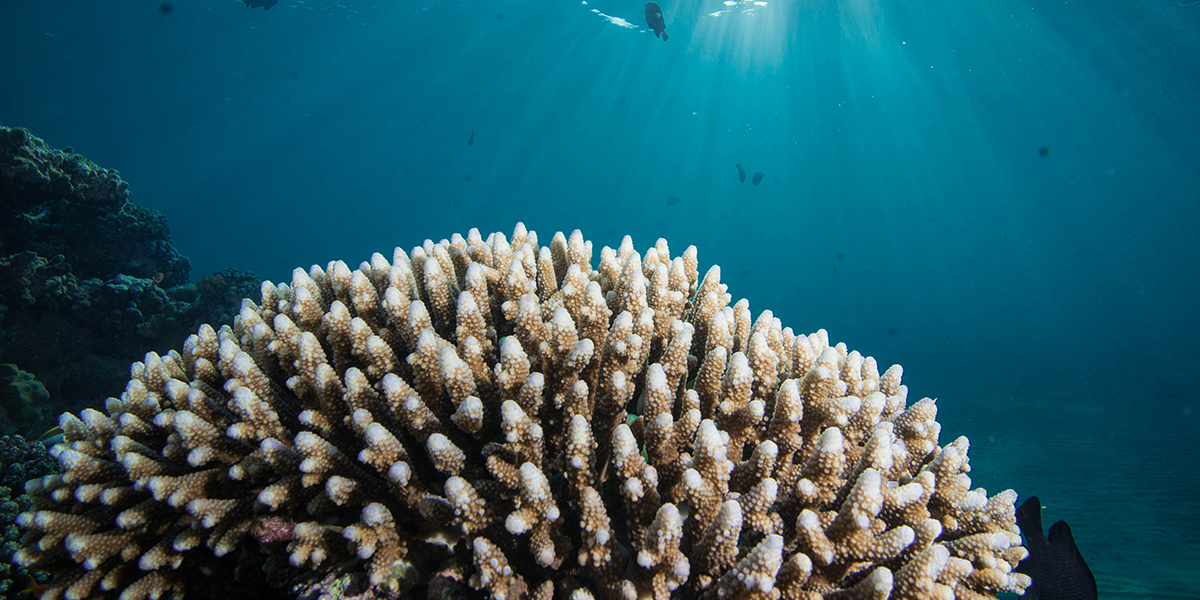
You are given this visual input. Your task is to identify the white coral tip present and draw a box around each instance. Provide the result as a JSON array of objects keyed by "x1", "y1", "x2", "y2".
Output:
[
  {"x1": 506, "y1": 513, "x2": 530, "y2": 534},
  {"x1": 637, "y1": 550, "x2": 654, "y2": 568}
]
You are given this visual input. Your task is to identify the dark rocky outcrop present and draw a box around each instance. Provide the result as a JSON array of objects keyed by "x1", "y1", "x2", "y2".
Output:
[{"x1": 0, "y1": 126, "x2": 259, "y2": 434}]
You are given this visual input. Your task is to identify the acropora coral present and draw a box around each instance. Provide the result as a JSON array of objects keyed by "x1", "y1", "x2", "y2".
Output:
[{"x1": 15, "y1": 226, "x2": 1031, "y2": 600}]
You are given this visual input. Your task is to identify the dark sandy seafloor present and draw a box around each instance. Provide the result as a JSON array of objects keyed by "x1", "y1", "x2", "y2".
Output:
[{"x1": 942, "y1": 384, "x2": 1198, "y2": 600}]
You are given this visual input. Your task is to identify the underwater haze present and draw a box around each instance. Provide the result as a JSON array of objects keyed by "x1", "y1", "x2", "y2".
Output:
[{"x1": 2, "y1": 0, "x2": 1198, "y2": 597}]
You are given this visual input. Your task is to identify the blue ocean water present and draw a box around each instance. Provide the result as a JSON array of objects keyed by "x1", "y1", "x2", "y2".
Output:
[{"x1": 2, "y1": 0, "x2": 1197, "y2": 597}]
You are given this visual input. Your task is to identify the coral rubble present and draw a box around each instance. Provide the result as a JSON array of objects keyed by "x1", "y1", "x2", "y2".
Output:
[{"x1": 15, "y1": 226, "x2": 1031, "y2": 600}]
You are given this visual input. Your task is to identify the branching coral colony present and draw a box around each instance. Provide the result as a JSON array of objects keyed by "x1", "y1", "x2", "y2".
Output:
[{"x1": 15, "y1": 225, "x2": 1031, "y2": 600}]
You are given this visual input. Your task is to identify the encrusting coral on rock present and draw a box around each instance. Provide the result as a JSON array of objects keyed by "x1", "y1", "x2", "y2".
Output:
[
  {"x1": 1, "y1": 434, "x2": 61, "y2": 599},
  {"x1": 0, "y1": 364, "x2": 51, "y2": 433},
  {"x1": 14, "y1": 225, "x2": 1032, "y2": 600}
]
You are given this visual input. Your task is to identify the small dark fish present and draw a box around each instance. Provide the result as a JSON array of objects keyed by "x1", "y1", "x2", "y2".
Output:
[
  {"x1": 1016, "y1": 496, "x2": 1098, "y2": 600},
  {"x1": 887, "y1": 327, "x2": 897, "y2": 336},
  {"x1": 158, "y1": 3, "x2": 172, "y2": 14},
  {"x1": 18, "y1": 574, "x2": 47, "y2": 599},
  {"x1": 496, "y1": 12, "x2": 504, "y2": 20},
  {"x1": 837, "y1": 252, "x2": 845, "y2": 261},
  {"x1": 468, "y1": 131, "x2": 474, "y2": 147},
  {"x1": 645, "y1": 2, "x2": 668, "y2": 41},
  {"x1": 1039, "y1": 145, "x2": 1051, "y2": 159},
  {"x1": 242, "y1": 0, "x2": 278, "y2": 10},
  {"x1": 36, "y1": 425, "x2": 63, "y2": 443},
  {"x1": 752, "y1": 172, "x2": 764, "y2": 186},
  {"x1": 464, "y1": 174, "x2": 472, "y2": 182},
  {"x1": 666, "y1": 195, "x2": 680, "y2": 206},
  {"x1": 736, "y1": 163, "x2": 746, "y2": 183}
]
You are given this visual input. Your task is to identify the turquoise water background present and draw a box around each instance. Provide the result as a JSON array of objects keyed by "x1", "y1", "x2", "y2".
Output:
[{"x1": 2, "y1": 0, "x2": 1198, "y2": 597}]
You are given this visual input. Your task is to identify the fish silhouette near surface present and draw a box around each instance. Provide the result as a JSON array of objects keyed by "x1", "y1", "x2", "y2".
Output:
[
  {"x1": 468, "y1": 131, "x2": 474, "y2": 147},
  {"x1": 645, "y1": 2, "x2": 668, "y2": 41},
  {"x1": 752, "y1": 172, "x2": 764, "y2": 186},
  {"x1": 242, "y1": 0, "x2": 278, "y2": 9},
  {"x1": 736, "y1": 163, "x2": 746, "y2": 183},
  {"x1": 1016, "y1": 496, "x2": 1098, "y2": 600}
]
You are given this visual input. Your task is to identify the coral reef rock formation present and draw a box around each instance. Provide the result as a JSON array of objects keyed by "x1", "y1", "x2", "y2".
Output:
[
  {"x1": 0, "y1": 364, "x2": 50, "y2": 432},
  {"x1": 0, "y1": 127, "x2": 128, "y2": 215},
  {"x1": 15, "y1": 225, "x2": 1032, "y2": 600},
  {"x1": 0, "y1": 126, "x2": 259, "y2": 429},
  {"x1": 0, "y1": 126, "x2": 185, "y2": 288}
]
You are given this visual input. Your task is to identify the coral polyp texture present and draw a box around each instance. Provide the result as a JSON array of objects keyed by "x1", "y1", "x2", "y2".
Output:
[{"x1": 15, "y1": 225, "x2": 1031, "y2": 600}]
